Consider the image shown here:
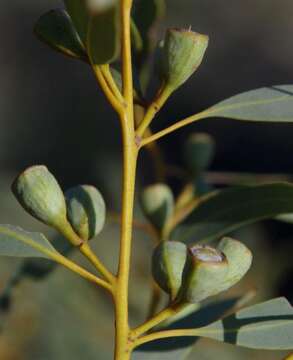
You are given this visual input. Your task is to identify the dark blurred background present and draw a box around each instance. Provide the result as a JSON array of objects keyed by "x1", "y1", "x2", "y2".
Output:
[
  {"x1": 1, "y1": 0, "x2": 293, "y2": 178},
  {"x1": 0, "y1": 0, "x2": 292, "y2": 359}
]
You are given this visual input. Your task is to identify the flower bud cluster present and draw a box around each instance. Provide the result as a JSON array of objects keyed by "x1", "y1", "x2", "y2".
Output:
[
  {"x1": 12, "y1": 166, "x2": 106, "y2": 244},
  {"x1": 152, "y1": 238, "x2": 252, "y2": 303}
]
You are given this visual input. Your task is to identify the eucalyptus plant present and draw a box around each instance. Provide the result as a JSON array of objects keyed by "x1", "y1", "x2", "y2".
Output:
[{"x1": 1, "y1": 0, "x2": 293, "y2": 359}]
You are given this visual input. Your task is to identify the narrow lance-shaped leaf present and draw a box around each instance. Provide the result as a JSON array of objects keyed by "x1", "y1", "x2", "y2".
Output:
[
  {"x1": 0, "y1": 224, "x2": 59, "y2": 259},
  {"x1": 133, "y1": 298, "x2": 241, "y2": 358},
  {"x1": 205, "y1": 85, "x2": 293, "y2": 122},
  {"x1": 34, "y1": 9, "x2": 86, "y2": 60},
  {"x1": 194, "y1": 297, "x2": 293, "y2": 350},
  {"x1": 172, "y1": 182, "x2": 293, "y2": 244},
  {"x1": 135, "y1": 298, "x2": 293, "y2": 353}
]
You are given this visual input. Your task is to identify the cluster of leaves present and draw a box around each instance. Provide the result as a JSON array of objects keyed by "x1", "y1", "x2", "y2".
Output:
[{"x1": 135, "y1": 131, "x2": 293, "y2": 357}]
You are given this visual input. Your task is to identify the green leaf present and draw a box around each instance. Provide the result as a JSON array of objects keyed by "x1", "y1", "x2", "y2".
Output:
[
  {"x1": 196, "y1": 297, "x2": 293, "y2": 350},
  {"x1": 172, "y1": 182, "x2": 293, "y2": 244},
  {"x1": 0, "y1": 224, "x2": 59, "y2": 259},
  {"x1": 87, "y1": 2, "x2": 120, "y2": 65},
  {"x1": 135, "y1": 298, "x2": 293, "y2": 354},
  {"x1": 64, "y1": 0, "x2": 89, "y2": 45},
  {"x1": 156, "y1": 304, "x2": 201, "y2": 330},
  {"x1": 134, "y1": 298, "x2": 239, "y2": 360},
  {"x1": 34, "y1": 9, "x2": 86, "y2": 60},
  {"x1": 133, "y1": 298, "x2": 241, "y2": 359},
  {"x1": 206, "y1": 85, "x2": 293, "y2": 122},
  {"x1": 0, "y1": 234, "x2": 73, "y2": 312}
]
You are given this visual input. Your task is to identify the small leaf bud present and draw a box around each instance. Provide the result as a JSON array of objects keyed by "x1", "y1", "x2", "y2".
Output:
[
  {"x1": 162, "y1": 28, "x2": 209, "y2": 92},
  {"x1": 65, "y1": 185, "x2": 106, "y2": 241},
  {"x1": 152, "y1": 241, "x2": 188, "y2": 300},
  {"x1": 141, "y1": 183, "x2": 174, "y2": 231}
]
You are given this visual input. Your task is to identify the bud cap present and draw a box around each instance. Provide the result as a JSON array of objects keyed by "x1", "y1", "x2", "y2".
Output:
[{"x1": 181, "y1": 245, "x2": 228, "y2": 303}]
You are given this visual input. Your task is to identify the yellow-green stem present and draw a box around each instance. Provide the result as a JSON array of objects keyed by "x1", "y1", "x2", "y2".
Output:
[
  {"x1": 131, "y1": 302, "x2": 187, "y2": 339},
  {"x1": 101, "y1": 65, "x2": 124, "y2": 104},
  {"x1": 92, "y1": 64, "x2": 124, "y2": 115},
  {"x1": 108, "y1": 211, "x2": 157, "y2": 240},
  {"x1": 113, "y1": 0, "x2": 136, "y2": 358},
  {"x1": 79, "y1": 242, "x2": 116, "y2": 284},
  {"x1": 58, "y1": 222, "x2": 115, "y2": 284},
  {"x1": 121, "y1": 1, "x2": 134, "y2": 108},
  {"x1": 57, "y1": 221, "x2": 83, "y2": 246},
  {"x1": 136, "y1": 86, "x2": 173, "y2": 137},
  {"x1": 132, "y1": 328, "x2": 200, "y2": 349},
  {"x1": 134, "y1": 104, "x2": 166, "y2": 182},
  {"x1": 48, "y1": 250, "x2": 113, "y2": 293},
  {"x1": 114, "y1": 122, "x2": 138, "y2": 360},
  {"x1": 141, "y1": 110, "x2": 210, "y2": 147}
]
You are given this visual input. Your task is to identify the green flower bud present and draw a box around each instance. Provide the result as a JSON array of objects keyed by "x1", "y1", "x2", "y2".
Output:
[
  {"x1": 140, "y1": 183, "x2": 174, "y2": 231},
  {"x1": 152, "y1": 241, "x2": 188, "y2": 300},
  {"x1": 181, "y1": 245, "x2": 228, "y2": 303},
  {"x1": 12, "y1": 165, "x2": 67, "y2": 230},
  {"x1": 65, "y1": 185, "x2": 106, "y2": 241},
  {"x1": 217, "y1": 237, "x2": 252, "y2": 292},
  {"x1": 162, "y1": 28, "x2": 209, "y2": 91},
  {"x1": 183, "y1": 133, "x2": 215, "y2": 177}
]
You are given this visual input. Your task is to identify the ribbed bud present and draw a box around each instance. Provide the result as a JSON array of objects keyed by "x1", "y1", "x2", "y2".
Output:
[
  {"x1": 183, "y1": 133, "x2": 215, "y2": 177},
  {"x1": 65, "y1": 185, "x2": 106, "y2": 241},
  {"x1": 152, "y1": 241, "x2": 188, "y2": 300},
  {"x1": 217, "y1": 237, "x2": 253, "y2": 292},
  {"x1": 12, "y1": 166, "x2": 67, "y2": 230},
  {"x1": 141, "y1": 183, "x2": 174, "y2": 231},
  {"x1": 162, "y1": 28, "x2": 209, "y2": 91},
  {"x1": 181, "y1": 245, "x2": 228, "y2": 303}
]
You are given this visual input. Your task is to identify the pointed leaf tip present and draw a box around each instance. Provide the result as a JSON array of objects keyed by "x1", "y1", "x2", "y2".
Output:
[
  {"x1": 0, "y1": 224, "x2": 58, "y2": 259},
  {"x1": 206, "y1": 85, "x2": 293, "y2": 122}
]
